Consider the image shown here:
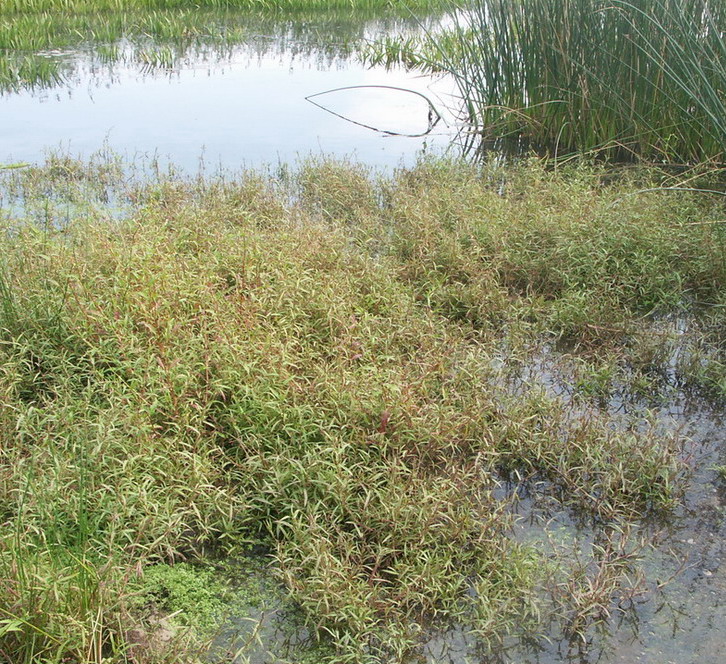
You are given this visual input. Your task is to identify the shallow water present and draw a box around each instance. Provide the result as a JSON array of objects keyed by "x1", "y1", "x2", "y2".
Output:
[
  {"x1": 479, "y1": 330, "x2": 726, "y2": 664},
  {"x1": 0, "y1": 14, "x2": 459, "y2": 172}
]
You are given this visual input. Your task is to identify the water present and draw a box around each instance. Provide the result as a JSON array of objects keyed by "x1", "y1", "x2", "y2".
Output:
[
  {"x1": 477, "y1": 330, "x2": 726, "y2": 664},
  {"x1": 0, "y1": 15, "x2": 460, "y2": 173}
]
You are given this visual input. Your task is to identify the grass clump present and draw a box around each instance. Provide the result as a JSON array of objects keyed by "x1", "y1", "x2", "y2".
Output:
[
  {"x1": 0, "y1": 154, "x2": 724, "y2": 662},
  {"x1": 372, "y1": 158, "x2": 725, "y2": 341},
  {"x1": 378, "y1": 0, "x2": 726, "y2": 163}
]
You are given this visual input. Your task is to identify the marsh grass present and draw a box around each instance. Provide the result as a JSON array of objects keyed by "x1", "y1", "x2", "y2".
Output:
[
  {"x1": 0, "y1": 10, "x2": 263, "y2": 90},
  {"x1": 3, "y1": 0, "x2": 450, "y2": 11},
  {"x1": 373, "y1": 0, "x2": 726, "y2": 163},
  {"x1": 0, "y1": 154, "x2": 724, "y2": 662}
]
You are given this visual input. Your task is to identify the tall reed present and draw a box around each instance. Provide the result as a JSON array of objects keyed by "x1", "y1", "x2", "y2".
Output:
[{"x1": 429, "y1": 0, "x2": 726, "y2": 162}]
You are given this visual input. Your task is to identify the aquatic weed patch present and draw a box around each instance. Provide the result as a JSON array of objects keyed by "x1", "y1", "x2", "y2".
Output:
[
  {"x1": 0, "y1": 155, "x2": 724, "y2": 662},
  {"x1": 372, "y1": 158, "x2": 726, "y2": 341}
]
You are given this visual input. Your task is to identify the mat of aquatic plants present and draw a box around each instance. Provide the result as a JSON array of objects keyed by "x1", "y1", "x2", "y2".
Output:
[{"x1": 0, "y1": 153, "x2": 723, "y2": 663}]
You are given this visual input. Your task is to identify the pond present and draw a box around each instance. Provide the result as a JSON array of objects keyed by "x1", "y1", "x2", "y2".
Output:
[{"x1": 0, "y1": 11, "x2": 460, "y2": 172}]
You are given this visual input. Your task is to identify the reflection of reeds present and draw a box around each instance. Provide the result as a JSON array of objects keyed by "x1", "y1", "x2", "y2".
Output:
[
  {"x1": 412, "y1": 0, "x2": 726, "y2": 163},
  {"x1": 0, "y1": 53, "x2": 67, "y2": 91},
  {"x1": 0, "y1": 4, "x2": 446, "y2": 91}
]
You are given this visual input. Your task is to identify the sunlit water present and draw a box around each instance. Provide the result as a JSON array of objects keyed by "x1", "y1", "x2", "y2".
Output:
[{"x1": 0, "y1": 30, "x2": 460, "y2": 172}]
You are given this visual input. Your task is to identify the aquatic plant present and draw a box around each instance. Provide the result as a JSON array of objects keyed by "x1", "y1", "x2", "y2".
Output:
[
  {"x1": 0, "y1": 1, "x2": 452, "y2": 91},
  {"x1": 0, "y1": 154, "x2": 724, "y2": 662},
  {"x1": 380, "y1": 0, "x2": 726, "y2": 162},
  {"x1": 134, "y1": 563, "x2": 229, "y2": 635},
  {"x1": 3, "y1": 0, "x2": 451, "y2": 11}
]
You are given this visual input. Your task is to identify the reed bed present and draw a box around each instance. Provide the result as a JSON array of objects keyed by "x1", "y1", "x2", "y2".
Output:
[
  {"x1": 377, "y1": 0, "x2": 726, "y2": 163},
  {"x1": 0, "y1": 153, "x2": 724, "y2": 662},
  {"x1": 0, "y1": 9, "x2": 328, "y2": 91}
]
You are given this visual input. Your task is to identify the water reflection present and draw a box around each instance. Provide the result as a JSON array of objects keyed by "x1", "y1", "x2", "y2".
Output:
[
  {"x1": 306, "y1": 84, "x2": 444, "y2": 137},
  {"x1": 1, "y1": 12, "x2": 459, "y2": 172}
]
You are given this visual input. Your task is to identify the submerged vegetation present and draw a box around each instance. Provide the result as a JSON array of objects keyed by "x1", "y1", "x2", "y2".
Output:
[
  {"x1": 370, "y1": 0, "x2": 726, "y2": 163},
  {"x1": 0, "y1": 154, "x2": 724, "y2": 662}
]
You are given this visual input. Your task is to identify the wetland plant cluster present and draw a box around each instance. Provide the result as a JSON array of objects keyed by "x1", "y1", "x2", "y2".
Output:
[
  {"x1": 369, "y1": 0, "x2": 726, "y2": 163},
  {"x1": 2, "y1": 0, "x2": 726, "y2": 662},
  {"x1": 0, "y1": 154, "x2": 725, "y2": 662}
]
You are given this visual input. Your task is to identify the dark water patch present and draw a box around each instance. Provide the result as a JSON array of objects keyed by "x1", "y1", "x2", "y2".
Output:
[{"x1": 207, "y1": 557, "x2": 321, "y2": 664}]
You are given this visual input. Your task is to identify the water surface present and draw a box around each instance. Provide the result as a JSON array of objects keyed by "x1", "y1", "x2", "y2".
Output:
[{"x1": 0, "y1": 13, "x2": 459, "y2": 172}]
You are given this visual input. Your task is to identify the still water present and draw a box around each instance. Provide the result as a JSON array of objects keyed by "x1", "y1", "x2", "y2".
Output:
[{"x1": 0, "y1": 17, "x2": 459, "y2": 172}]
